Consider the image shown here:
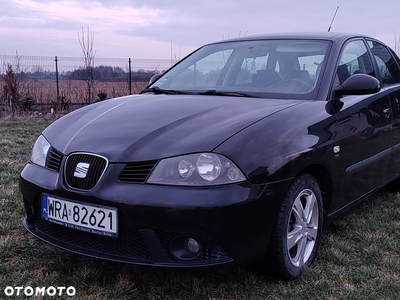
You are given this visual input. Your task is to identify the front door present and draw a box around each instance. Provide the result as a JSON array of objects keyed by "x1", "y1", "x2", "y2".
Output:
[{"x1": 332, "y1": 39, "x2": 393, "y2": 211}]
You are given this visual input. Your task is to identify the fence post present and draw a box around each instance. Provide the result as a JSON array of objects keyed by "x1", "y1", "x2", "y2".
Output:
[
  {"x1": 128, "y1": 58, "x2": 132, "y2": 95},
  {"x1": 55, "y1": 56, "x2": 60, "y2": 101}
]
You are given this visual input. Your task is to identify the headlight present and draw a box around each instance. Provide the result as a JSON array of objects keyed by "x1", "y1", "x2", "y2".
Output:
[
  {"x1": 147, "y1": 153, "x2": 246, "y2": 186},
  {"x1": 30, "y1": 135, "x2": 51, "y2": 167}
]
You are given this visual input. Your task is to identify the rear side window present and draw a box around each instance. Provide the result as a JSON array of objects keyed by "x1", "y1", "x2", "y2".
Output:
[{"x1": 367, "y1": 40, "x2": 400, "y2": 86}]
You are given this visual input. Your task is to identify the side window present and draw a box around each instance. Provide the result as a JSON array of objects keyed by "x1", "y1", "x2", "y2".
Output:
[
  {"x1": 367, "y1": 40, "x2": 400, "y2": 86},
  {"x1": 337, "y1": 40, "x2": 374, "y2": 84}
]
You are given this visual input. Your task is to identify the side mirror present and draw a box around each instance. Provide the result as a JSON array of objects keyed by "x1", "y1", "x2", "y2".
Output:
[
  {"x1": 334, "y1": 73, "x2": 381, "y2": 96},
  {"x1": 149, "y1": 73, "x2": 162, "y2": 85}
]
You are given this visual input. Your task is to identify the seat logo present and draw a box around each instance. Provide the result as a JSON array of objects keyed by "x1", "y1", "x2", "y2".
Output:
[{"x1": 74, "y1": 162, "x2": 90, "y2": 178}]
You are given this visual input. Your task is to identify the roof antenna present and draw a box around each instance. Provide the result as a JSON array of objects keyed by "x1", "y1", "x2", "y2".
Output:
[{"x1": 328, "y1": 6, "x2": 339, "y2": 32}]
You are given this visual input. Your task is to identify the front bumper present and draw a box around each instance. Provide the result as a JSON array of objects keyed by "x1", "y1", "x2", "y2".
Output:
[{"x1": 20, "y1": 162, "x2": 290, "y2": 267}]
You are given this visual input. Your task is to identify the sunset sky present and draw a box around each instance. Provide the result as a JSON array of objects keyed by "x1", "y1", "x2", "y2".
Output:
[{"x1": 1, "y1": 0, "x2": 399, "y2": 59}]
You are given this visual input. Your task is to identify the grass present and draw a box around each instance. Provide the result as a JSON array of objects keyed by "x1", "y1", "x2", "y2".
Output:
[{"x1": 1, "y1": 119, "x2": 400, "y2": 299}]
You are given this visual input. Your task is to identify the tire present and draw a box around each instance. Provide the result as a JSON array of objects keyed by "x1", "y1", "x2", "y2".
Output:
[{"x1": 268, "y1": 173, "x2": 324, "y2": 280}]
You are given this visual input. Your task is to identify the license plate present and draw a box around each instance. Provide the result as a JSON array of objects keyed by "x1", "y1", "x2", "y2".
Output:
[{"x1": 41, "y1": 195, "x2": 118, "y2": 237}]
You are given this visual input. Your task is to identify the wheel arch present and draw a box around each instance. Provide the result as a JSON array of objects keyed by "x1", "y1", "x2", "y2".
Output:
[{"x1": 294, "y1": 164, "x2": 333, "y2": 220}]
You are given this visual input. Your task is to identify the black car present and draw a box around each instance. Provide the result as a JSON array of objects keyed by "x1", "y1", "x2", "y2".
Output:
[{"x1": 20, "y1": 32, "x2": 400, "y2": 280}]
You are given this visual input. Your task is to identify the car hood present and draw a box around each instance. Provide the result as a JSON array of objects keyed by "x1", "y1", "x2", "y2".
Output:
[{"x1": 44, "y1": 94, "x2": 303, "y2": 162}]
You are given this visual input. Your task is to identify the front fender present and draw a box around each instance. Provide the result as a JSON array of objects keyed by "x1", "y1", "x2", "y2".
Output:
[{"x1": 214, "y1": 100, "x2": 340, "y2": 183}]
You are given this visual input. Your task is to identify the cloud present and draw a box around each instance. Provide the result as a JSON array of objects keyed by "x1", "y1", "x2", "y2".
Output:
[{"x1": 0, "y1": 0, "x2": 399, "y2": 59}]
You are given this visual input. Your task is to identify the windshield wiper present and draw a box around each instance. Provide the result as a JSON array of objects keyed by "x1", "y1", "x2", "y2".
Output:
[
  {"x1": 141, "y1": 87, "x2": 193, "y2": 95},
  {"x1": 141, "y1": 87, "x2": 257, "y2": 98},
  {"x1": 198, "y1": 90, "x2": 257, "y2": 98}
]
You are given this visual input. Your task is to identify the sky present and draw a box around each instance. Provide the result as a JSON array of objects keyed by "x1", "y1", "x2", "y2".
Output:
[{"x1": 1, "y1": 0, "x2": 400, "y2": 60}]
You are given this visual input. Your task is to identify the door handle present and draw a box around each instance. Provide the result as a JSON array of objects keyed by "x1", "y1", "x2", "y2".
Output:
[{"x1": 383, "y1": 107, "x2": 391, "y2": 118}]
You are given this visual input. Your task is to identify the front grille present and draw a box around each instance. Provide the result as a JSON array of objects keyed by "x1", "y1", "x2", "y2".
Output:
[
  {"x1": 65, "y1": 153, "x2": 108, "y2": 190},
  {"x1": 46, "y1": 147, "x2": 62, "y2": 171},
  {"x1": 119, "y1": 160, "x2": 158, "y2": 183}
]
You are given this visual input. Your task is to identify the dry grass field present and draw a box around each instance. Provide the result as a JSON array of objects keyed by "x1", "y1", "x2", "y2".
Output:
[
  {"x1": 0, "y1": 79, "x2": 148, "y2": 116},
  {"x1": 31, "y1": 80, "x2": 148, "y2": 103}
]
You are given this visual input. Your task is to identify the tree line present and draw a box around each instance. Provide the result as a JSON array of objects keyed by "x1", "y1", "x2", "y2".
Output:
[{"x1": 1, "y1": 65, "x2": 159, "y2": 82}]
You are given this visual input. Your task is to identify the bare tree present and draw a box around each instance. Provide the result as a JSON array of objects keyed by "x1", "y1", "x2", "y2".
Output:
[
  {"x1": 78, "y1": 26, "x2": 96, "y2": 104},
  {"x1": 3, "y1": 63, "x2": 19, "y2": 118},
  {"x1": 1, "y1": 51, "x2": 34, "y2": 118}
]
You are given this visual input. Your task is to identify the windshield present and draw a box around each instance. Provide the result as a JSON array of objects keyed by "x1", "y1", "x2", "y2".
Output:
[{"x1": 147, "y1": 39, "x2": 330, "y2": 99}]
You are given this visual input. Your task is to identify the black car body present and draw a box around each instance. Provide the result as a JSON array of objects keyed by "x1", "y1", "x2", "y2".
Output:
[{"x1": 20, "y1": 33, "x2": 400, "y2": 279}]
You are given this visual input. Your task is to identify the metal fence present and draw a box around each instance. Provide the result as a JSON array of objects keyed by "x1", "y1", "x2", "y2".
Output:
[{"x1": 0, "y1": 55, "x2": 173, "y2": 112}]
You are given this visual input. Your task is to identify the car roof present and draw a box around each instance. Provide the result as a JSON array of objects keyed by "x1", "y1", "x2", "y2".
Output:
[{"x1": 208, "y1": 32, "x2": 374, "y2": 44}]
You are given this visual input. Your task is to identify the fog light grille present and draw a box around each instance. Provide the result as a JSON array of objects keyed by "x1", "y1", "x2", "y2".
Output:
[{"x1": 155, "y1": 228, "x2": 230, "y2": 262}]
